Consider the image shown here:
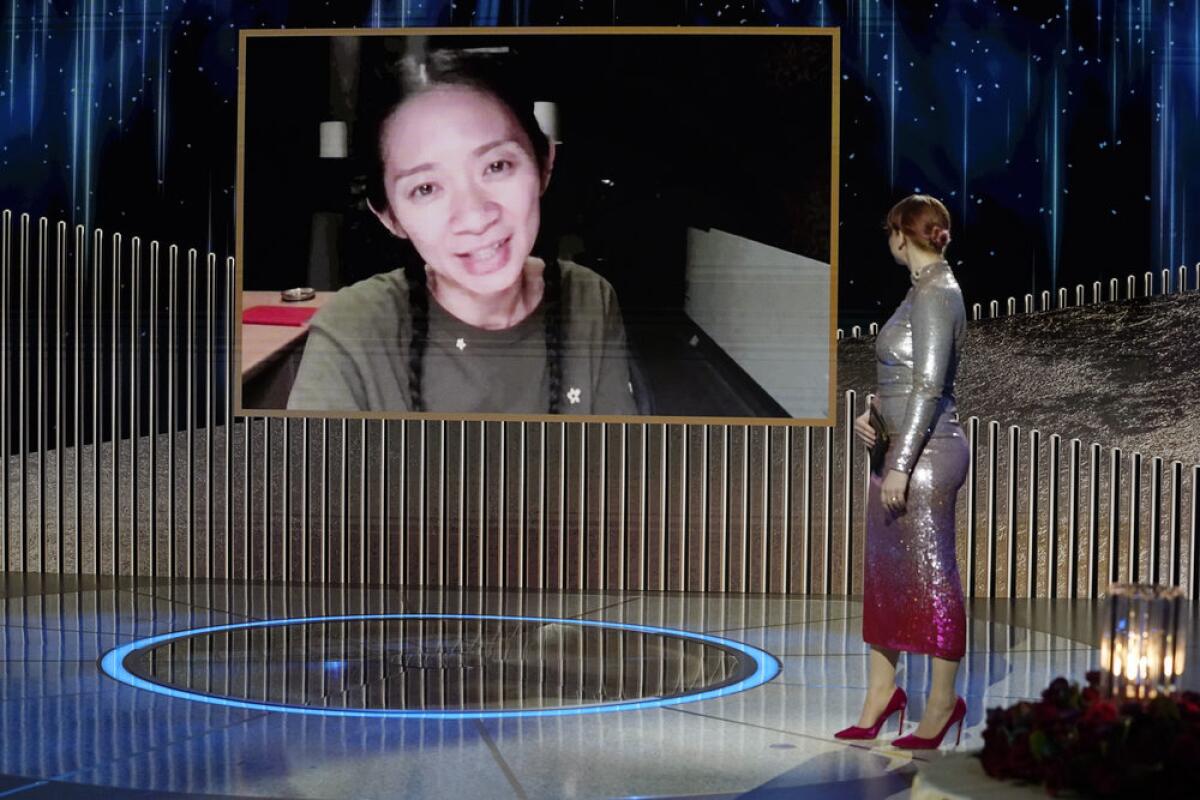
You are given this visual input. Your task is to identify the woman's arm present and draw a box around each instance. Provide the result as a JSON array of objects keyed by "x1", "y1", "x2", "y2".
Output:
[{"x1": 884, "y1": 283, "x2": 960, "y2": 475}]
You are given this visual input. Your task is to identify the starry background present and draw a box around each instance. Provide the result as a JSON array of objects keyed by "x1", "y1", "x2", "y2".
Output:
[{"x1": 0, "y1": 0, "x2": 1197, "y2": 328}]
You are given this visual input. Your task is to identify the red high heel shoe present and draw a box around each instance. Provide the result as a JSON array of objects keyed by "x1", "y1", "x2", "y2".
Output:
[
  {"x1": 892, "y1": 696, "x2": 967, "y2": 750},
  {"x1": 834, "y1": 687, "x2": 907, "y2": 740}
]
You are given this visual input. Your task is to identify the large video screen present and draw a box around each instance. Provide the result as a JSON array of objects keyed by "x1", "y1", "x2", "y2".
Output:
[{"x1": 236, "y1": 28, "x2": 838, "y2": 424}]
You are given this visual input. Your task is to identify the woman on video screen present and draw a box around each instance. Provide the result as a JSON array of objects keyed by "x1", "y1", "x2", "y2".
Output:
[{"x1": 287, "y1": 47, "x2": 639, "y2": 415}]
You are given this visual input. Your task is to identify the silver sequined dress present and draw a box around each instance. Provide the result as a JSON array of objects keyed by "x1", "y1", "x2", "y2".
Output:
[{"x1": 862, "y1": 260, "x2": 969, "y2": 661}]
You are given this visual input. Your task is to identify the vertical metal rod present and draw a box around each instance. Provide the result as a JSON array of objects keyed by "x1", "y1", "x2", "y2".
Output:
[
  {"x1": 417, "y1": 419, "x2": 426, "y2": 586},
  {"x1": 282, "y1": 418, "x2": 290, "y2": 580},
  {"x1": 1088, "y1": 443, "x2": 1101, "y2": 598},
  {"x1": 480, "y1": 422, "x2": 487, "y2": 588},
  {"x1": 539, "y1": 421, "x2": 547, "y2": 589},
  {"x1": 186, "y1": 249, "x2": 196, "y2": 577},
  {"x1": 1046, "y1": 434, "x2": 1065, "y2": 597},
  {"x1": 700, "y1": 425, "x2": 711, "y2": 591},
  {"x1": 359, "y1": 418, "x2": 367, "y2": 586},
  {"x1": 1150, "y1": 457, "x2": 1162, "y2": 585},
  {"x1": 129, "y1": 236, "x2": 140, "y2": 576},
  {"x1": 718, "y1": 425, "x2": 729, "y2": 592},
  {"x1": 36, "y1": 217, "x2": 47, "y2": 572},
  {"x1": 1006, "y1": 425, "x2": 1019, "y2": 598},
  {"x1": 242, "y1": 414, "x2": 250, "y2": 580},
  {"x1": 802, "y1": 426, "x2": 813, "y2": 593},
  {"x1": 205, "y1": 254, "x2": 215, "y2": 579},
  {"x1": 966, "y1": 417, "x2": 979, "y2": 597},
  {"x1": 986, "y1": 421, "x2": 999, "y2": 598},
  {"x1": 167, "y1": 245, "x2": 177, "y2": 577},
  {"x1": 1025, "y1": 429, "x2": 1039, "y2": 598},
  {"x1": 741, "y1": 425, "x2": 749, "y2": 592},
  {"x1": 0, "y1": 211, "x2": 8, "y2": 572},
  {"x1": 579, "y1": 423, "x2": 587, "y2": 590},
  {"x1": 321, "y1": 418, "x2": 329, "y2": 584},
  {"x1": 518, "y1": 421, "x2": 527, "y2": 588},
  {"x1": 1190, "y1": 466, "x2": 1199, "y2": 599},
  {"x1": 842, "y1": 391, "x2": 855, "y2": 595},
  {"x1": 148, "y1": 241, "x2": 158, "y2": 576},
  {"x1": 658, "y1": 423, "x2": 667, "y2": 591},
  {"x1": 1143, "y1": 271, "x2": 1152, "y2": 297},
  {"x1": 262, "y1": 417, "x2": 273, "y2": 581},
  {"x1": 110, "y1": 232, "x2": 121, "y2": 575},
  {"x1": 761, "y1": 424, "x2": 770, "y2": 593},
  {"x1": 633, "y1": 422, "x2": 642, "y2": 592},
  {"x1": 822, "y1": 425, "x2": 833, "y2": 594},
  {"x1": 91, "y1": 228, "x2": 103, "y2": 576},
  {"x1": 438, "y1": 420, "x2": 446, "y2": 586},
  {"x1": 340, "y1": 418, "x2": 348, "y2": 584},
  {"x1": 55, "y1": 223, "x2": 66, "y2": 572},
  {"x1": 1169, "y1": 461, "x2": 1182, "y2": 587},
  {"x1": 1109, "y1": 277, "x2": 1119, "y2": 301},
  {"x1": 1127, "y1": 452, "x2": 1141, "y2": 583},
  {"x1": 782, "y1": 426, "x2": 792, "y2": 594},
  {"x1": 303, "y1": 418, "x2": 311, "y2": 582},
  {"x1": 378, "y1": 420, "x2": 386, "y2": 587},
  {"x1": 1067, "y1": 439, "x2": 1080, "y2": 598},
  {"x1": 1108, "y1": 448, "x2": 1122, "y2": 588},
  {"x1": 602, "y1": 422, "x2": 610, "y2": 591},
  {"x1": 225, "y1": 258, "x2": 235, "y2": 580},
  {"x1": 460, "y1": 420, "x2": 467, "y2": 587},
  {"x1": 559, "y1": 422, "x2": 567, "y2": 590},
  {"x1": 72, "y1": 225, "x2": 84, "y2": 574}
]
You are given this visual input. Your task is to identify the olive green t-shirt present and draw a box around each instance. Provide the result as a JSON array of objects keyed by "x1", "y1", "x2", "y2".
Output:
[{"x1": 287, "y1": 261, "x2": 639, "y2": 415}]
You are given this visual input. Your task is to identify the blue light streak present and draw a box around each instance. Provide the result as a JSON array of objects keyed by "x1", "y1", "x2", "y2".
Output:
[
  {"x1": 100, "y1": 613, "x2": 782, "y2": 719},
  {"x1": 1051, "y1": 66, "x2": 1060, "y2": 288}
]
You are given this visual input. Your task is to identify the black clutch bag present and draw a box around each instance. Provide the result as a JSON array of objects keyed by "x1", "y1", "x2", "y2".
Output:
[{"x1": 868, "y1": 405, "x2": 890, "y2": 477}]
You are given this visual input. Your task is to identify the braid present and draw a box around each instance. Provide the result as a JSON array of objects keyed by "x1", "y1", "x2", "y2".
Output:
[
  {"x1": 404, "y1": 260, "x2": 430, "y2": 412},
  {"x1": 542, "y1": 258, "x2": 565, "y2": 413}
]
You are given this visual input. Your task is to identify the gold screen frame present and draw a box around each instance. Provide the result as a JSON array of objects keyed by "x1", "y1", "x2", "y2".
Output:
[{"x1": 234, "y1": 26, "x2": 841, "y2": 427}]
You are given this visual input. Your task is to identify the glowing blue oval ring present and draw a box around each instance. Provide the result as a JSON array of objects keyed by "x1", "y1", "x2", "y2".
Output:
[{"x1": 100, "y1": 613, "x2": 780, "y2": 719}]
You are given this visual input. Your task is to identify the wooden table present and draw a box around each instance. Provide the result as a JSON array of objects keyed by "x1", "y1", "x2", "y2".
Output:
[{"x1": 240, "y1": 290, "x2": 331, "y2": 379}]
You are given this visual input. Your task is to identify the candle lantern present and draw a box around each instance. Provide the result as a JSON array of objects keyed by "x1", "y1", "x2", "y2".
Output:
[{"x1": 1099, "y1": 583, "x2": 1187, "y2": 700}]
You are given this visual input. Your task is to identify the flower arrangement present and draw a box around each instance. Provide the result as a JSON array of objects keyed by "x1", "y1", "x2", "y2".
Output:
[{"x1": 979, "y1": 671, "x2": 1200, "y2": 797}]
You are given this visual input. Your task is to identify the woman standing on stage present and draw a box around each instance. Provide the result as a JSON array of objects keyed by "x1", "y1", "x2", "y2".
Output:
[{"x1": 836, "y1": 194, "x2": 969, "y2": 749}]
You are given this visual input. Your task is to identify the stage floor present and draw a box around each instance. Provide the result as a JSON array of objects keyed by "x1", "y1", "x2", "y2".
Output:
[{"x1": 0, "y1": 575, "x2": 1151, "y2": 799}]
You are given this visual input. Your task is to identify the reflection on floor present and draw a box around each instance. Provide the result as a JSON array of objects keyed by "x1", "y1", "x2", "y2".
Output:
[{"x1": 0, "y1": 574, "x2": 1158, "y2": 799}]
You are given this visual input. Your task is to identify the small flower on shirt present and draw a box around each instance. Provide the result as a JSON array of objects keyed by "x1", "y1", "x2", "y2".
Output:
[
  {"x1": 567, "y1": 387, "x2": 582, "y2": 405},
  {"x1": 455, "y1": 338, "x2": 466, "y2": 351}
]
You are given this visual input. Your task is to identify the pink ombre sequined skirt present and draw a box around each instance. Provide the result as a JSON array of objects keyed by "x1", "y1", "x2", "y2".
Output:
[{"x1": 862, "y1": 433, "x2": 969, "y2": 661}]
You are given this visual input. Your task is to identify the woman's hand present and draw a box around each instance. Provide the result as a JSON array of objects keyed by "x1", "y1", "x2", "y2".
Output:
[
  {"x1": 854, "y1": 410, "x2": 876, "y2": 447},
  {"x1": 881, "y1": 469, "x2": 909, "y2": 514}
]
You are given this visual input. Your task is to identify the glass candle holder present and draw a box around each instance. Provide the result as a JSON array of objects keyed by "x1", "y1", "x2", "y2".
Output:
[{"x1": 1099, "y1": 583, "x2": 1187, "y2": 700}]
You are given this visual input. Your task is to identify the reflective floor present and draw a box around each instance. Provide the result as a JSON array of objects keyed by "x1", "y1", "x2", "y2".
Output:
[{"x1": 0, "y1": 573, "x2": 1170, "y2": 799}]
